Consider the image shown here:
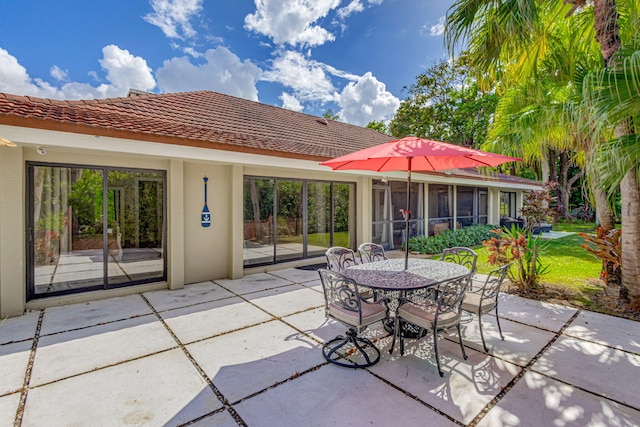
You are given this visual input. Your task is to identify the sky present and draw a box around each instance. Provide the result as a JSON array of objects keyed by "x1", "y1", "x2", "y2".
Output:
[{"x1": 1, "y1": 0, "x2": 455, "y2": 126}]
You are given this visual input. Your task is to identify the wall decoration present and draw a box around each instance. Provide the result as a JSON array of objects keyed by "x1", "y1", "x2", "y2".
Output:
[{"x1": 201, "y1": 176, "x2": 211, "y2": 228}]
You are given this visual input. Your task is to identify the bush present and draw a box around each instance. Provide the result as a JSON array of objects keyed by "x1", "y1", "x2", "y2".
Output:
[
  {"x1": 408, "y1": 224, "x2": 499, "y2": 254},
  {"x1": 484, "y1": 225, "x2": 549, "y2": 292}
]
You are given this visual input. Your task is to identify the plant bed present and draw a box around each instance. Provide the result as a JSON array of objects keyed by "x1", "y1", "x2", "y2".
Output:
[{"x1": 501, "y1": 278, "x2": 640, "y2": 322}]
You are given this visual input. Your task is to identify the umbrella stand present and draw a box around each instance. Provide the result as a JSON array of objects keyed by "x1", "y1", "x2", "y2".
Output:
[{"x1": 404, "y1": 158, "x2": 412, "y2": 270}]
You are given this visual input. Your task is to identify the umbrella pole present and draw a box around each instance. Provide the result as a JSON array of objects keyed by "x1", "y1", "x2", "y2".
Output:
[{"x1": 405, "y1": 159, "x2": 412, "y2": 270}]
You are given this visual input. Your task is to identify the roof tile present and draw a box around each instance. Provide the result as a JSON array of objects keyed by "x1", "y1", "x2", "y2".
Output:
[{"x1": 0, "y1": 90, "x2": 537, "y2": 186}]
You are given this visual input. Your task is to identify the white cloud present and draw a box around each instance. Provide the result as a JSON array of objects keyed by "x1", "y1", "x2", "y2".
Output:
[
  {"x1": 156, "y1": 46, "x2": 261, "y2": 101},
  {"x1": 0, "y1": 47, "x2": 59, "y2": 98},
  {"x1": 261, "y1": 50, "x2": 336, "y2": 102},
  {"x1": 0, "y1": 45, "x2": 155, "y2": 100},
  {"x1": 279, "y1": 92, "x2": 304, "y2": 112},
  {"x1": 368, "y1": 0, "x2": 383, "y2": 4},
  {"x1": 143, "y1": 0, "x2": 203, "y2": 39},
  {"x1": 50, "y1": 65, "x2": 68, "y2": 81},
  {"x1": 336, "y1": 0, "x2": 364, "y2": 20},
  {"x1": 336, "y1": 72, "x2": 400, "y2": 126},
  {"x1": 98, "y1": 45, "x2": 156, "y2": 94},
  {"x1": 244, "y1": 0, "x2": 340, "y2": 47},
  {"x1": 429, "y1": 16, "x2": 446, "y2": 36}
]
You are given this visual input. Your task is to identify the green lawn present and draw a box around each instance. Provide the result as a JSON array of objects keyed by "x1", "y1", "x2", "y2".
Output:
[
  {"x1": 474, "y1": 234, "x2": 601, "y2": 290},
  {"x1": 472, "y1": 220, "x2": 604, "y2": 293},
  {"x1": 280, "y1": 231, "x2": 350, "y2": 248}
]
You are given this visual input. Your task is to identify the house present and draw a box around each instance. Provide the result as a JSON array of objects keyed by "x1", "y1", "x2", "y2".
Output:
[{"x1": 0, "y1": 90, "x2": 540, "y2": 317}]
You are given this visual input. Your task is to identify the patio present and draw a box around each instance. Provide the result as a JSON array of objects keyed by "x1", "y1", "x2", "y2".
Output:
[{"x1": 1, "y1": 267, "x2": 639, "y2": 426}]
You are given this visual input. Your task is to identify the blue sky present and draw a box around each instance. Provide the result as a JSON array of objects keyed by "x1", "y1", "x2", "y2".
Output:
[{"x1": 1, "y1": 0, "x2": 454, "y2": 126}]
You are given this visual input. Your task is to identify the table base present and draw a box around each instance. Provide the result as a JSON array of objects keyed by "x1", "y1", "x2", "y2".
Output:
[{"x1": 383, "y1": 319, "x2": 428, "y2": 339}]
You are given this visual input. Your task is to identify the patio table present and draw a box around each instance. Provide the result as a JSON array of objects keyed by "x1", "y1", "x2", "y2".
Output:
[{"x1": 344, "y1": 258, "x2": 470, "y2": 337}]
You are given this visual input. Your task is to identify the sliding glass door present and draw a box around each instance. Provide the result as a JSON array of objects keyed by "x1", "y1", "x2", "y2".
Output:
[
  {"x1": 27, "y1": 163, "x2": 166, "y2": 299},
  {"x1": 243, "y1": 177, "x2": 355, "y2": 267}
]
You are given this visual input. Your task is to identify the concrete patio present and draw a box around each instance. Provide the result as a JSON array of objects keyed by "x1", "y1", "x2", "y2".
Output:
[{"x1": 1, "y1": 267, "x2": 639, "y2": 426}]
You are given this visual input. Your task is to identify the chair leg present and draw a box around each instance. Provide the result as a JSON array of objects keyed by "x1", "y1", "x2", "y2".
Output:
[
  {"x1": 390, "y1": 317, "x2": 398, "y2": 355},
  {"x1": 434, "y1": 328, "x2": 443, "y2": 377},
  {"x1": 456, "y1": 323, "x2": 467, "y2": 360},
  {"x1": 478, "y1": 312, "x2": 488, "y2": 353},
  {"x1": 399, "y1": 320, "x2": 405, "y2": 356},
  {"x1": 495, "y1": 305, "x2": 504, "y2": 341},
  {"x1": 322, "y1": 328, "x2": 380, "y2": 369}
]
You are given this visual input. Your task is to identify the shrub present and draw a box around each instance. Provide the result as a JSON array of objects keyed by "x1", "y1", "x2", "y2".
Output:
[
  {"x1": 520, "y1": 181, "x2": 556, "y2": 233},
  {"x1": 483, "y1": 225, "x2": 549, "y2": 292},
  {"x1": 408, "y1": 224, "x2": 499, "y2": 255},
  {"x1": 579, "y1": 227, "x2": 621, "y2": 287}
]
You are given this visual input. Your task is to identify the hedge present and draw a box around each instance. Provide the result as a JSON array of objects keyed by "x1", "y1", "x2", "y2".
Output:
[{"x1": 407, "y1": 224, "x2": 500, "y2": 255}]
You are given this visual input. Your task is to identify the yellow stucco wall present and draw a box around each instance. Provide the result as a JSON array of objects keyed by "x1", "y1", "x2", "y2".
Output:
[
  {"x1": 0, "y1": 146, "x2": 25, "y2": 317},
  {"x1": 182, "y1": 162, "x2": 232, "y2": 284},
  {"x1": 0, "y1": 138, "x2": 536, "y2": 317}
]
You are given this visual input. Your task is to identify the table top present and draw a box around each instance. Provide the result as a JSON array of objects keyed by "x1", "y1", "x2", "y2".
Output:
[{"x1": 344, "y1": 258, "x2": 470, "y2": 291}]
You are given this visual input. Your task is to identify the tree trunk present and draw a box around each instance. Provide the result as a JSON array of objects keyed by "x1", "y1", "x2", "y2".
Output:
[
  {"x1": 619, "y1": 170, "x2": 640, "y2": 306},
  {"x1": 557, "y1": 150, "x2": 571, "y2": 219},
  {"x1": 590, "y1": 165, "x2": 616, "y2": 230},
  {"x1": 592, "y1": 0, "x2": 640, "y2": 307},
  {"x1": 548, "y1": 148, "x2": 558, "y2": 186},
  {"x1": 540, "y1": 147, "x2": 550, "y2": 183}
]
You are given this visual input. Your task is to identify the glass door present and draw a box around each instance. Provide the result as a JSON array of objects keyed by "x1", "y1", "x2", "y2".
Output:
[{"x1": 27, "y1": 163, "x2": 166, "y2": 299}]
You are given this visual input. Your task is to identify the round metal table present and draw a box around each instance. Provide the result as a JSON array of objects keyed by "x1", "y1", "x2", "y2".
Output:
[{"x1": 344, "y1": 258, "x2": 471, "y2": 337}]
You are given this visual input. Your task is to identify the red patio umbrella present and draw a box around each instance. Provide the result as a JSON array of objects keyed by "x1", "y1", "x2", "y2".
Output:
[{"x1": 320, "y1": 136, "x2": 521, "y2": 269}]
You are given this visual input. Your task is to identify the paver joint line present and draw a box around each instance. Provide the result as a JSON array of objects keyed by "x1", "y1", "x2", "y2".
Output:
[
  {"x1": 467, "y1": 309, "x2": 583, "y2": 427},
  {"x1": 140, "y1": 294, "x2": 248, "y2": 427},
  {"x1": 14, "y1": 310, "x2": 44, "y2": 427}
]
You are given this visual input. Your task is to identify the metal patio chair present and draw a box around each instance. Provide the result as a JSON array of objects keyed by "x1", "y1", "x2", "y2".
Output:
[
  {"x1": 325, "y1": 246, "x2": 360, "y2": 273},
  {"x1": 357, "y1": 242, "x2": 388, "y2": 263},
  {"x1": 461, "y1": 263, "x2": 512, "y2": 352},
  {"x1": 440, "y1": 247, "x2": 478, "y2": 274},
  {"x1": 390, "y1": 274, "x2": 470, "y2": 377},
  {"x1": 318, "y1": 269, "x2": 388, "y2": 368}
]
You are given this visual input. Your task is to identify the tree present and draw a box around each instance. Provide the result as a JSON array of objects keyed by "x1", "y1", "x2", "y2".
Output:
[
  {"x1": 322, "y1": 109, "x2": 339, "y2": 121},
  {"x1": 366, "y1": 121, "x2": 388, "y2": 134},
  {"x1": 445, "y1": 0, "x2": 639, "y2": 307},
  {"x1": 388, "y1": 56, "x2": 498, "y2": 148}
]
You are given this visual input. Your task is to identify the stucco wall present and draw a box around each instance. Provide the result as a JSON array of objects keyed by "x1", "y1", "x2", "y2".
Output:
[
  {"x1": 182, "y1": 162, "x2": 231, "y2": 284},
  {"x1": 0, "y1": 146, "x2": 25, "y2": 317}
]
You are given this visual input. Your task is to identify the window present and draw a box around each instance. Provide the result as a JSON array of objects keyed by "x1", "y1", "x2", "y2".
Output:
[
  {"x1": 243, "y1": 177, "x2": 355, "y2": 267},
  {"x1": 456, "y1": 186, "x2": 488, "y2": 227},
  {"x1": 27, "y1": 163, "x2": 166, "y2": 299},
  {"x1": 428, "y1": 184, "x2": 453, "y2": 235},
  {"x1": 371, "y1": 180, "x2": 424, "y2": 249},
  {"x1": 500, "y1": 191, "x2": 517, "y2": 218}
]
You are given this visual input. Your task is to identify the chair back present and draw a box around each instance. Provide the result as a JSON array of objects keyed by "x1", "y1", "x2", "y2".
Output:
[
  {"x1": 358, "y1": 243, "x2": 387, "y2": 263},
  {"x1": 434, "y1": 274, "x2": 470, "y2": 329},
  {"x1": 441, "y1": 247, "x2": 478, "y2": 274},
  {"x1": 317, "y1": 268, "x2": 363, "y2": 326},
  {"x1": 325, "y1": 246, "x2": 359, "y2": 273},
  {"x1": 480, "y1": 263, "x2": 512, "y2": 302}
]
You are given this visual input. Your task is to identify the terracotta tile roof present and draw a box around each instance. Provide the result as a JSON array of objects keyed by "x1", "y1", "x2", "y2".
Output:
[
  {"x1": 0, "y1": 90, "x2": 393, "y2": 160},
  {"x1": 423, "y1": 168, "x2": 542, "y2": 186},
  {"x1": 0, "y1": 90, "x2": 539, "y2": 187}
]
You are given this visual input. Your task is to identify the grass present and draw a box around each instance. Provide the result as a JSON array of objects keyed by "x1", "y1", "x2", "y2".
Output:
[
  {"x1": 469, "y1": 220, "x2": 607, "y2": 308},
  {"x1": 474, "y1": 234, "x2": 602, "y2": 290},
  {"x1": 280, "y1": 231, "x2": 350, "y2": 248}
]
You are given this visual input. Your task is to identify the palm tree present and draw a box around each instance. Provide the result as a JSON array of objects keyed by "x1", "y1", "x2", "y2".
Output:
[
  {"x1": 584, "y1": 43, "x2": 640, "y2": 304},
  {"x1": 445, "y1": 0, "x2": 639, "y2": 306}
]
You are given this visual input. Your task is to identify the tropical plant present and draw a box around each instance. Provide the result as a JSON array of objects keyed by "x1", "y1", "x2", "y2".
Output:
[
  {"x1": 579, "y1": 227, "x2": 622, "y2": 287},
  {"x1": 445, "y1": 0, "x2": 640, "y2": 308},
  {"x1": 483, "y1": 225, "x2": 549, "y2": 292},
  {"x1": 519, "y1": 181, "x2": 556, "y2": 233}
]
